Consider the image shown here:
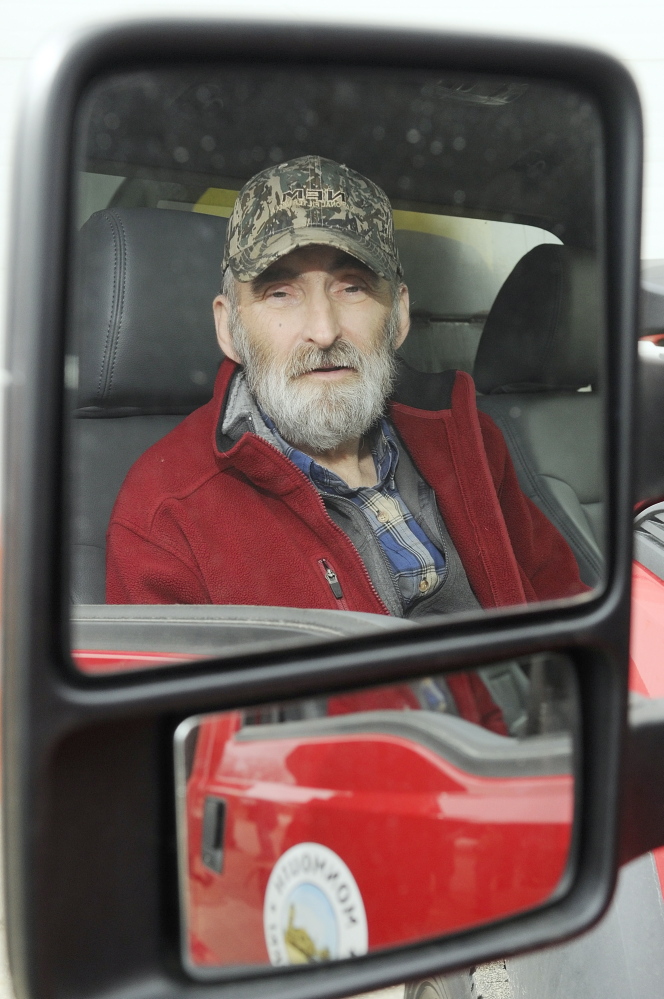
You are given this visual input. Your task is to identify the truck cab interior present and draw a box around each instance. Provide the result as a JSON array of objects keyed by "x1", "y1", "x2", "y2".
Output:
[{"x1": 66, "y1": 65, "x2": 605, "y2": 672}]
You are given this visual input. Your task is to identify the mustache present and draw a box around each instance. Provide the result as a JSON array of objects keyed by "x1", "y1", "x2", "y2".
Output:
[{"x1": 284, "y1": 339, "x2": 367, "y2": 379}]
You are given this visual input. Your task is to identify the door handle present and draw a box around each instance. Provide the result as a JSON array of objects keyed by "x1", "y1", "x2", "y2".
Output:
[{"x1": 201, "y1": 795, "x2": 226, "y2": 873}]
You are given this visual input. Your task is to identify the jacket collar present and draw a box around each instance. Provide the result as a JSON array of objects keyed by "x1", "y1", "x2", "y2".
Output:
[
  {"x1": 209, "y1": 356, "x2": 460, "y2": 487},
  {"x1": 219, "y1": 366, "x2": 274, "y2": 447}
]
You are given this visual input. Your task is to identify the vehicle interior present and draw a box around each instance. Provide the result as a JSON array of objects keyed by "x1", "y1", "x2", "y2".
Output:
[{"x1": 66, "y1": 65, "x2": 605, "y2": 668}]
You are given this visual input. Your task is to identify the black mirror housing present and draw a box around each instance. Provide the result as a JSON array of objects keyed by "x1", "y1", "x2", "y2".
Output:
[{"x1": 2, "y1": 20, "x2": 643, "y2": 999}]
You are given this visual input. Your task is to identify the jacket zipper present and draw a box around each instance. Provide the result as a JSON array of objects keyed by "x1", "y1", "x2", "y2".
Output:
[
  {"x1": 250, "y1": 437, "x2": 390, "y2": 614},
  {"x1": 317, "y1": 559, "x2": 350, "y2": 610}
]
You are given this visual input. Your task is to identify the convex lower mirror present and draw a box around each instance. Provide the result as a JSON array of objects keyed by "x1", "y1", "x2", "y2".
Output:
[
  {"x1": 67, "y1": 65, "x2": 606, "y2": 674},
  {"x1": 174, "y1": 652, "x2": 578, "y2": 974}
]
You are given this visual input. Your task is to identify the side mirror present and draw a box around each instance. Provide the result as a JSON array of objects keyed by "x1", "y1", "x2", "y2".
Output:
[
  {"x1": 2, "y1": 21, "x2": 649, "y2": 999},
  {"x1": 175, "y1": 654, "x2": 579, "y2": 973}
]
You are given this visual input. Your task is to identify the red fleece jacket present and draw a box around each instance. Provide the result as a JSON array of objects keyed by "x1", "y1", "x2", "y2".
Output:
[{"x1": 106, "y1": 358, "x2": 586, "y2": 612}]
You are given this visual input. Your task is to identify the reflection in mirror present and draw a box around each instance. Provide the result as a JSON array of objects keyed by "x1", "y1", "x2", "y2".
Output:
[
  {"x1": 174, "y1": 652, "x2": 578, "y2": 974},
  {"x1": 66, "y1": 65, "x2": 606, "y2": 674}
]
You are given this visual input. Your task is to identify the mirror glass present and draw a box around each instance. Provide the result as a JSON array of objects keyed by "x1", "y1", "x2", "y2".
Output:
[
  {"x1": 174, "y1": 652, "x2": 578, "y2": 974},
  {"x1": 66, "y1": 65, "x2": 606, "y2": 675}
]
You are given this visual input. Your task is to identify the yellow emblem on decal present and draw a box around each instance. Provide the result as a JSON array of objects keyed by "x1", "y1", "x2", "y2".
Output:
[{"x1": 284, "y1": 904, "x2": 331, "y2": 964}]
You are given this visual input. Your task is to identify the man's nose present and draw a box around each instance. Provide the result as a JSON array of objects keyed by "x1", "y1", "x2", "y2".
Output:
[{"x1": 301, "y1": 288, "x2": 341, "y2": 348}]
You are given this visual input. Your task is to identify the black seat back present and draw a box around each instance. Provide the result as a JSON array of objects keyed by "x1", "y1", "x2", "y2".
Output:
[
  {"x1": 396, "y1": 230, "x2": 498, "y2": 374},
  {"x1": 474, "y1": 243, "x2": 604, "y2": 586},
  {"x1": 70, "y1": 207, "x2": 228, "y2": 602}
]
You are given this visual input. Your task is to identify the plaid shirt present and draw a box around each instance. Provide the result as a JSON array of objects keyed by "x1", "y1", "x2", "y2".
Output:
[{"x1": 262, "y1": 414, "x2": 446, "y2": 610}]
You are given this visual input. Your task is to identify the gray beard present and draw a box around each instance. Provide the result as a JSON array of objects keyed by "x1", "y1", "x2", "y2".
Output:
[{"x1": 228, "y1": 306, "x2": 400, "y2": 453}]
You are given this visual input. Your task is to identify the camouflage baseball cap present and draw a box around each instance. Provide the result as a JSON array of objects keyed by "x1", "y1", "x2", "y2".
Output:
[{"x1": 222, "y1": 155, "x2": 402, "y2": 283}]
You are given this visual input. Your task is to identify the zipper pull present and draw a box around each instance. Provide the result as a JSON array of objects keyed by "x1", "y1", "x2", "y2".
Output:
[{"x1": 319, "y1": 559, "x2": 344, "y2": 600}]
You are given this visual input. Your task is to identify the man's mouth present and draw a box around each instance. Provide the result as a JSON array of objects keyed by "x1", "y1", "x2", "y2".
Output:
[
  {"x1": 310, "y1": 364, "x2": 353, "y2": 372},
  {"x1": 296, "y1": 365, "x2": 358, "y2": 381}
]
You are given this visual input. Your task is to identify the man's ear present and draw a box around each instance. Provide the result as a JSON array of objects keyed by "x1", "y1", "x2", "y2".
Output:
[
  {"x1": 393, "y1": 284, "x2": 410, "y2": 349},
  {"x1": 213, "y1": 294, "x2": 242, "y2": 363}
]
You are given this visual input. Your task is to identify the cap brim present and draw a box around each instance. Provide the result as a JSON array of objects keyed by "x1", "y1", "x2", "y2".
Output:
[{"x1": 227, "y1": 226, "x2": 400, "y2": 283}]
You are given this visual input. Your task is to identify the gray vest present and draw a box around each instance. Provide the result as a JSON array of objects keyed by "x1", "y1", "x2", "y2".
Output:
[{"x1": 323, "y1": 435, "x2": 480, "y2": 620}]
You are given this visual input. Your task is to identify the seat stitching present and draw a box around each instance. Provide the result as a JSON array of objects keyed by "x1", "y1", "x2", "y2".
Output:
[
  {"x1": 96, "y1": 211, "x2": 119, "y2": 399},
  {"x1": 106, "y1": 212, "x2": 128, "y2": 394}
]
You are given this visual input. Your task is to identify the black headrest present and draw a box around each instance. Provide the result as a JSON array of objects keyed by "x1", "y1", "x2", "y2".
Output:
[
  {"x1": 396, "y1": 229, "x2": 498, "y2": 316},
  {"x1": 73, "y1": 208, "x2": 227, "y2": 415},
  {"x1": 473, "y1": 243, "x2": 601, "y2": 394}
]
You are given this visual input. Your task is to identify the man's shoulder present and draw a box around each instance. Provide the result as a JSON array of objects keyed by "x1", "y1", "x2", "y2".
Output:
[{"x1": 110, "y1": 399, "x2": 222, "y2": 526}]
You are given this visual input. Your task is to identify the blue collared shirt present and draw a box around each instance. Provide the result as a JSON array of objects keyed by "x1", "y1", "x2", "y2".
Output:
[{"x1": 261, "y1": 414, "x2": 447, "y2": 610}]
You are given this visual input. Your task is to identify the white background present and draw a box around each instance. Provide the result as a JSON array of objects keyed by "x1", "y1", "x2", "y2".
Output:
[{"x1": 0, "y1": 0, "x2": 663, "y2": 474}]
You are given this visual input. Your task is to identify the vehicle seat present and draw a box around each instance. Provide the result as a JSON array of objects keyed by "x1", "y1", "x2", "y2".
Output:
[
  {"x1": 474, "y1": 243, "x2": 604, "y2": 587},
  {"x1": 396, "y1": 230, "x2": 498, "y2": 374},
  {"x1": 70, "y1": 207, "x2": 227, "y2": 602}
]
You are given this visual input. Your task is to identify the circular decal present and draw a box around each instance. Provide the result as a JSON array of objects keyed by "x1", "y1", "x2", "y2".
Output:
[{"x1": 263, "y1": 842, "x2": 368, "y2": 966}]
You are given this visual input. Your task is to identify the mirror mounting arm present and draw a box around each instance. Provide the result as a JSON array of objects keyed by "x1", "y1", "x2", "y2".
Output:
[{"x1": 620, "y1": 698, "x2": 664, "y2": 864}]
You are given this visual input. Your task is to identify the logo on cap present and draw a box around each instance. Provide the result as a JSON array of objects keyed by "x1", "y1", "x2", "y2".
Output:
[{"x1": 283, "y1": 187, "x2": 347, "y2": 207}]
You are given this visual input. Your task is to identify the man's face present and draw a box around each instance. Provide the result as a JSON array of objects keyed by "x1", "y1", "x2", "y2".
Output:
[{"x1": 213, "y1": 245, "x2": 410, "y2": 452}]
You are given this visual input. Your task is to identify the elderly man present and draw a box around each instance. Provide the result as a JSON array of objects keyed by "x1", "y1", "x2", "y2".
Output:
[{"x1": 106, "y1": 155, "x2": 585, "y2": 615}]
